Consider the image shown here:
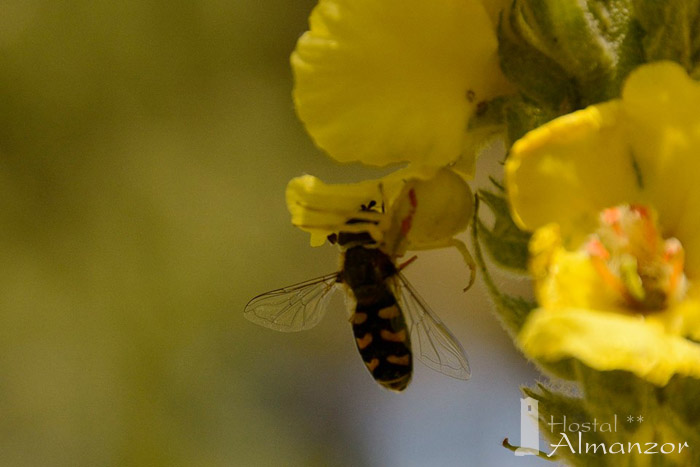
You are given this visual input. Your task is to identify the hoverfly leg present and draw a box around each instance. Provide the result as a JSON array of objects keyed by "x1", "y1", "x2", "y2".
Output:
[{"x1": 397, "y1": 255, "x2": 418, "y2": 271}]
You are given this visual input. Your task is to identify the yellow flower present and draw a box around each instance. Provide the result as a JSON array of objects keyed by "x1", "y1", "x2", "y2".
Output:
[
  {"x1": 479, "y1": 0, "x2": 510, "y2": 28},
  {"x1": 286, "y1": 167, "x2": 475, "y2": 279},
  {"x1": 505, "y1": 61, "x2": 700, "y2": 385},
  {"x1": 291, "y1": 0, "x2": 510, "y2": 167}
]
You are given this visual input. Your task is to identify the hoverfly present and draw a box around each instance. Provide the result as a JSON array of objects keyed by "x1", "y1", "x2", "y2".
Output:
[{"x1": 244, "y1": 198, "x2": 470, "y2": 391}]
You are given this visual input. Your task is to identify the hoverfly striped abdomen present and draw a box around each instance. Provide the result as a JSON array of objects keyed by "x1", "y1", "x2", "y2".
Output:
[
  {"x1": 351, "y1": 290, "x2": 413, "y2": 391},
  {"x1": 343, "y1": 245, "x2": 413, "y2": 391}
]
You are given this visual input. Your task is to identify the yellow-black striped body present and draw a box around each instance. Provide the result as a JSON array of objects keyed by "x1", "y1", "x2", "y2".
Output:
[{"x1": 342, "y1": 245, "x2": 413, "y2": 391}]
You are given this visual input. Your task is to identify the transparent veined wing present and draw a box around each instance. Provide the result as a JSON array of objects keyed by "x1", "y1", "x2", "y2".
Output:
[
  {"x1": 395, "y1": 273, "x2": 471, "y2": 380},
  {"x1": 244, "y1": 272, "x2": 340, "y2": 332}
]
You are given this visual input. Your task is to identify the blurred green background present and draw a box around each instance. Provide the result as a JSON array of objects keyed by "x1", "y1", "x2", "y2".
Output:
[{"x1": 0, "y1": 1, "x2": 545, "y2": 466}]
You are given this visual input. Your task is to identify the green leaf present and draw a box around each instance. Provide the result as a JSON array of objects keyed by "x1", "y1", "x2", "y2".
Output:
[
  {"x1": 633, "y1": 0, "x2": 700, "y2": 74},
  {"x1": 495, "y1": 291, "x2": 537, "y2": 336},
  {"x1": 574, "y1": 365, "x2": 700, "y2": 465},
  {"x1": 662, "y1": 375, "x2": 700, "y2": 453},
  {"x1": 476, "y1": 189, "x2": 531, "y2": 273},
  {"x1": 467, "y1": 96, "x2": 510, "y2": 130},
  {"x1": 499, "y1": 2, "x2": 579, "y2": 111},
  {"x1": 500, "y1": 0, "x2": 645, "y2": 112},
  {"x1": 503, "y1": 95, "x2": 560, "y2": 146},
  {"x1": 471, "y1": 195, "x2": 536, "y2": 335},
  {"x1": 575, "y1": 364, "x2": 653, "y2": 435}
]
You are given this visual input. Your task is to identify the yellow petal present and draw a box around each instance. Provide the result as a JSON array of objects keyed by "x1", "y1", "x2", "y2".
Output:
[
  {"x1": 505, "y1": 101, "x2": 641, "y2": 246},
  {"x1": 507, "y1": 61, "x2": 700, "y2": 273},
  {"x1": 621, "y1": 62, "x2": 700, "y2": 277},
  {"x1": 519, "y1": 308, "x2": 700, "y2": 386},
  {"x1": 286, "y1": 174, "x2": 385, "y2": 245},
  {"x1": 529, "y1": 224, "x2": 623, "y2": 312},
  {"x1": 291, "y1": 0, "x2": 508, "y2": 166},
  {"x1": 479, "y1": 0, "x2": 510, "y2": 28},
  {"x1": 508, "y1": 62, "x2": 700, "y2": 383},
  {"x1": 530, "y1": 214, "x2": 700, "y2": 337},
  {"x1": 285, "y1": 166, "x2": 439, "y2": 246}
]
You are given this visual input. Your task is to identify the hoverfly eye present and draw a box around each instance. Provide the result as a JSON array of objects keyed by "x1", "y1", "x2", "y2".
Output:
[
  {"x1": 360, "y1": 200, "x2": 377, "y2": 211},
  {"x1": 361, "y1": 200, "x2": 377, "y2": 212}
]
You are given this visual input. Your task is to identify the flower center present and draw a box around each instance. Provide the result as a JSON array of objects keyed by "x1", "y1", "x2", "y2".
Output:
[{"x1": 584, "y1": 204, "x2": 687, "y2": 312}]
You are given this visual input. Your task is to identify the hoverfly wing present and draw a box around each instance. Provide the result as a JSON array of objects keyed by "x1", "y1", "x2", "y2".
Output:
[
  {"x1": 395, "y1": 273, "x2": 471, "y2": 380},
  {"x1": 244, "y1": 272, "x2": 340, "y2": 332}
]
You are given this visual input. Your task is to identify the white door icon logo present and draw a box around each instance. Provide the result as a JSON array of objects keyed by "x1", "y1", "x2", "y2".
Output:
[{"x1": 515, "y1": 397, "x2": 540, "y2": 456}]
